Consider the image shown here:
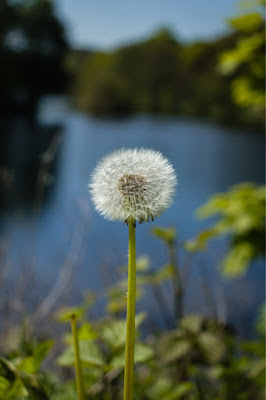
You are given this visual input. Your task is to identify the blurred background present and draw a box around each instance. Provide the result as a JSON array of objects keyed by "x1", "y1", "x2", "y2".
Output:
[{"x1": 0, "y1": 1, "x2": 265, "y2": 396}]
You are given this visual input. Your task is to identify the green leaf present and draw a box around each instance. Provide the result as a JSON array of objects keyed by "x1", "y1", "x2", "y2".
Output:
[
  {"x1": 4, "y1": 379, "x2": 28, "y2": 400},
  {"x1": 119, "y1": 255, "x2": 151, "y2": 274},
  {"x1": 19, "y1": 375, "x2": 50, "y2": 400},
  {"x1": 147, "y1": 377, "x2": 172, "y2": 399},
  {"x1": 222, "y1": 243, "x2": 254, "y2": 277},
  {"x1": 100, "y1": 320, "x2": 127, "y2": 349},
  {"x1": 152, "y1": 264, "x2": 176, "y2": 284},
  {"x1": 110, "y1": 343, "x2": 154, "y2": 368},
  {"x1": 163, "y1": 340, "x2": 191, "y2": 362},
  {"x1": 78, "y1": 323, "x2": 98, "y2": 341},
  {"x1": 137, "y1": 264, "x2": 176, "y2": 286},
  {"x1": 255, "y1": 304, "x2": 266, "y2": 337},
  {"x1": 136, "y1": 255, "x2": 151, "y2": 272},
  {"x1": 17, "y1": 340, "x2": 54, "y2": 374},
  {"x1": 79, "y1": 341, "x2": 104, "y2": 367},
  {"x1": 166, "y1": 382, "x2": 194, "y2": 400},
  {"x1": 147, "y1": 378, "x2": 193, "y2": 400},
  {"x1": 180, "y1": 315, "x2": 203, "y2": 334},
  {"x1": 58, "y1": 340, "x2": 104, "y2": 368},
  {"x1": 0, "y1": 377, "x2": 10, "y2": 399},
  {"x1": 185, "y1": 229, "x2": 216, "y2": 252},
  {"x1": 198, "y1": 332, "x2": 225, "y2": 363},
  {"x1": 151, "y1": 226, "x2": 176, "y2": 244},
  {"x1": 106, "y1": 297, "x2": 127, "y2": 314},
  {"x1": 101, "y1": 313, "x2": 146, "y2": 349},
  {"x1": 228, "y1": 13, "x2": 263, "y2": 33},
  {"x1": 55, "y1": 306, "x2": 84, "y2": 323},
  {"x1": 191, "y1": 183, "x2": 265, "y2": 278}
]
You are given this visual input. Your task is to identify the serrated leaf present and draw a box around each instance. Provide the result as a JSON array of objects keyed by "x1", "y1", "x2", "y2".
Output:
[
  {"x1": 58, "y1": 340, "x2": 104, "y2": 368},
  {"x1": 79, "y1": 341, "x2": 104, "y2": 367},
  {"x1": 110, "y1": 343, "x2": 154, "y2": 368},
  {"x1": 101, "y1": 313, "x2": 146, "y2": 349}
]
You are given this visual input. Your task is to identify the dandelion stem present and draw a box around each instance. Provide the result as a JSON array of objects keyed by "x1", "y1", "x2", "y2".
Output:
[
  {"x1": 70, "y1": 314, "x2": 85, "y2": 400},
  {"x1": 123, "y1": 218, "x2": 136, "y2": 400}
]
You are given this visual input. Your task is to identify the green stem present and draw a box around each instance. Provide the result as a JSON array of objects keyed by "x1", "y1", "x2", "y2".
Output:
[
  {"x1": 71, "y1": 314, "x2": 85, "y2": 400},
  {"x1": 123, "y1": 219, "x2": 136, "y2": 400}
]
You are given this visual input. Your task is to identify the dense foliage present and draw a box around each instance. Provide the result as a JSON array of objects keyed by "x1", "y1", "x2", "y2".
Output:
[
  {"x1": 1, "y1": 0, "x2": 264, "y2": 131},
  {"x1": 68, "y1": 30, "x2": 243, "y2": 125},
  {"x1": 187, "y1": 183, "x2": 265, "y2": 277},
  {"x1": 67, "y1": 0, "x2": 265, "y2": 131},
  {"x1": 219, "y1": 0, "x2": 265, "y2": 117}
]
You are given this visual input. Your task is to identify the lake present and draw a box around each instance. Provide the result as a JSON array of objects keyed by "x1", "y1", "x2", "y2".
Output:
[{"x1": 0, "y1": 113, "x2": 264, "y2": 335}]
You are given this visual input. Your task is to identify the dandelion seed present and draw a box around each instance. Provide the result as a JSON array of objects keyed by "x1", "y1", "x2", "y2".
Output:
[
  {"x1": 89, "y1": 148, "x2": 177, "y2": 400},
  {"x1": 89, "y1": 148, "x2": 177, "y2": 223}
]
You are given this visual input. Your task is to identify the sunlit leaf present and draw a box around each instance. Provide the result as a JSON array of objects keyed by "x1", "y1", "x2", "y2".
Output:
[
  {"x1": 153, "y1": 263, "x2": 176, "y2": 283},
  {"x1": 228, "y1": 13, "x2": 263, "y2": 32},
  {"x1": 191, "y1": 183, "x2": 265, "y2": 278},
  {"x1": 78, "y1": 323, "x2": 98, "y2": 341},
  {"x1": 151, "y1": 226, "x2": 177, "y2": 244},
  {"x1": 136, "y1": 255, "x2": 151, "y2": 272},
  {"x1": 222, "y1": 243, "x2": 254, "y2": 277},
  {"x1": 55, "y1": 306, "x2": 84, "y2": 323},
  {"x1": 185, "y1": 229, "x2": 216, "y2": 252}
]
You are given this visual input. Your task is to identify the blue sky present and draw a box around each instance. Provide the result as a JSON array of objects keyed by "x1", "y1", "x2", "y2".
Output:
[{"x1": 55, "y1": 0, "x2": 240, "y2": 49}]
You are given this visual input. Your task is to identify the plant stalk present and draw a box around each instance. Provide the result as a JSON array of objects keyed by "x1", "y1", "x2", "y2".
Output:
[
  {"x1": 71, "y1": 314, "x2": 85, "y2": 400},
  {"x1": 123, "y1": 219, "x2": 136, "y2": 400}
]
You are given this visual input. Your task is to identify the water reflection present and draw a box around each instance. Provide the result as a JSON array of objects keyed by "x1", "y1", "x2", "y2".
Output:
[{"x1": 0, "y1": 117, "x2": 62, "y2": 214}]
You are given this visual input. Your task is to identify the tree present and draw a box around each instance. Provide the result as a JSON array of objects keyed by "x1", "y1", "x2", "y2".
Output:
[
  {"x1": 0, "y1": 0, "x2": 68, "y2": 113},
  {"x1": 219, "y1": 0, "x2": 265, "y2": 116}
]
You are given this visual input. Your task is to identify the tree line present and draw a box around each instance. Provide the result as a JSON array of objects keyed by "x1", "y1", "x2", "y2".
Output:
[{"x1": 0, "y1": 0, "x2": 264, "y2": 131}]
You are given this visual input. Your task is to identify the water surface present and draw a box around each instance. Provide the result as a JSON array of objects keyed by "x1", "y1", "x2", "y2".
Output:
[{"x1": 0, "y1": 114, "x2": 264, "y2": 334}]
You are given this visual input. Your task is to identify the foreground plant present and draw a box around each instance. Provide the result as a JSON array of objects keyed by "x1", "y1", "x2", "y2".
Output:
[
  {"x1": 71, "y1": 313, "x2": 85, "y2": 400},
  {"x1": 90, "y1": 148, "x2": 177, "y2": 400}
]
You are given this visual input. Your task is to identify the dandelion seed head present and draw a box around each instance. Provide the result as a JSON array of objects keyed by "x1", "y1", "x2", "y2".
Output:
[{"x1": 89, "y1": 148, "x2": 177, "y2": 223}]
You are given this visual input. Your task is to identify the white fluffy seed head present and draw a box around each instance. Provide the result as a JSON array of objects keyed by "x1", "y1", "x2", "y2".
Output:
[{"x1": 89, "y1": 148, "x2": 177, "y2": 223}]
